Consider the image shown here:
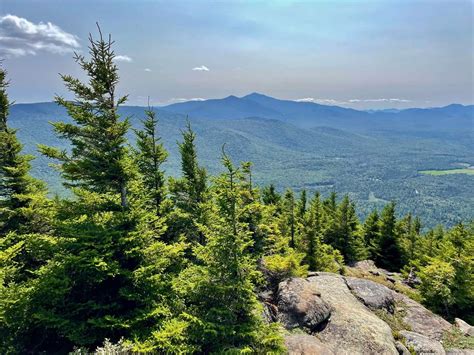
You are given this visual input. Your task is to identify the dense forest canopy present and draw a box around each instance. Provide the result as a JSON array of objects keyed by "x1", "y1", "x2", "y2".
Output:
[{"x1": 1, "y1": 29, "x2": 473, "y2": 354}]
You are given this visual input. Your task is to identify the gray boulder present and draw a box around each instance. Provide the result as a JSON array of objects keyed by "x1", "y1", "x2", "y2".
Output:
[
  {"x1": 307, "y1": 273, "x2": 398, "y2": 354},
  {"x1": 446, "y1": 350, "x2": 474, "y2": 355},
  {"x1": 395, "y1": 292, "x2": 451, "y2": 340},
  {"x1": 277, "y1": 278, "x2": 332, "y2": 332},
  {"x1": 345, "y1": 276, "x2": 395, "y2": 312},
  {"x1": 284, "y1": 334, "x2": 335, "y2": 355},
  {"x1": 351, "y1": 260, "x2": 378, "y2": 272},
  {"x1": 455, "y1": 318, "x2": 474, "y2": 337},
  {"x1": 400, "y1": 330, "x2": 446, "y2": 355}
]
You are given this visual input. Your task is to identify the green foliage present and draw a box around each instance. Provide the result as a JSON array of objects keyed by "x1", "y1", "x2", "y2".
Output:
[
  {"x1": 419, "y1": 260, "x2": 456, "y2": 315},
  {"x1": 0, "y1": 66, "x2": 50, "y2": 235},
  {"x1": 133, "y1": 106, "x2": 168, "y2": 215},
  {"x1": 38, "y1": 27, "x2": 131, "y2": 208},
  {"x1": 377, "y1": 202, "x2": 403, "y2": 271},
  {"x1": 416, "y1": 222, "x2": 473, "y2": 322},
  {"x1": 168, "y1": 121, "x2": 208, "y2": 244}
]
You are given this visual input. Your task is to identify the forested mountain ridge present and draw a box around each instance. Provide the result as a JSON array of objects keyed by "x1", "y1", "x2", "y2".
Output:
[
  {"x1": 10, "y1": 99, "x2": 474, "y2": 228},
  {"x1": 163, "y1": 92, "x2": 473, "y2": 132}
]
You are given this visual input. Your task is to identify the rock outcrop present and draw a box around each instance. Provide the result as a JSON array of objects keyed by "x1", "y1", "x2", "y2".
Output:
[
  {"x1": 284, "y1": 334, "x2": 335, "y2": 355},
  {"x1": 400, "y1": 330, "x2": 446, "y2": 355},
  {"x1": 277, "y1": 278, "x2": 331, "y2": 332},
  {"x1": 394, "y1": 292, "x2": 451, "y2": 340},
  {"x1": 345, "y1": 276, "x2": 395, "y2": 312},
  {"x1": 268, "y1": 266, "x2": 473, "y2": 355},
  {"x1": 455, "y1": 318, "x2": 474, "y2": 337},
  {"x1": 306, "y1": 273, "x2": 398, "y2": 354}
]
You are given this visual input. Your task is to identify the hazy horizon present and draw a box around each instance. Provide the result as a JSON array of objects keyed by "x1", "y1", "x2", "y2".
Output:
[{"x1": 1, "y1": 0, "x2": 473, "y2": 109}]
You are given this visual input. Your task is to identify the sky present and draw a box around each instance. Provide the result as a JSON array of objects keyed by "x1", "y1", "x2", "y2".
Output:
[{"x1": 0, "y1": 0, "x2": 473, "y2": 109}]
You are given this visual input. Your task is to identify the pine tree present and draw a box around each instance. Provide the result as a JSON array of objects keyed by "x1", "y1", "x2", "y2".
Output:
[
  {"x1": 166, "y1": 153, "x2": 283, "y2": 353},
  {"x1": 133, "y1": 106, "x2": 168, "y2": 215},
  {"x1": 297, "y1": 189, "x2": 307, "y2": 219},
  {"x1": 282, "y1": 189, "x2": 296, "y2": 248},
  {"x1": 15, "y1": 28, "x2": 157, "y2": 352},
  {"x1": 39, "y1": 25, "x2": 131, "y2": 208},
  {"x1": 363, "y1": 210, "x2": 381, "y2": 260},
  {"x1": 301, "y1": 192, "x2": 342, "y2": 272},
  {"x1": 262, "y1": 183, "x2": 281, "y2": 206},
  {"x1": 0, "y1": 66, "x2": 50, "y2": 234},
  {"x1": 168, "y1": 121, "x2": 207, "y2": 244},
  {"x1": 333, "y1": 195, "x2": 366, "y2": 263},
  {"x1": 377, "y1": 202, "x2": 403, "y2": 271},
  {"x1": 303, "y1": 192, "x2": 322, "y2": 270}
]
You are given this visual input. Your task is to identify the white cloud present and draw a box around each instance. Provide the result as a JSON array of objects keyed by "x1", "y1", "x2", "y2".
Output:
[
  {"x1": 114, "y1": 55, "x2": 132, "y2": 62},
  {"x1": 170, "y1": 97, "x2": 206, "y2": 103},
  {"x1": 295, "y1": 98, "x2": 349, "y2": 105},
  {"x1": 0, "y1": 14, "x2": 80, "y2": 57},
  {"x1": 144, "y1": 68, "x2": 152, "y2": 72},
  {"x1": 295, "y1": 97, "x2": 412, "y2": 106},
  {"x1": 192, "y1": 65, "x2": 210, "y2": 71},
  {"x1": 349, "y1": 98, "x2": 411, "y2": 103}
]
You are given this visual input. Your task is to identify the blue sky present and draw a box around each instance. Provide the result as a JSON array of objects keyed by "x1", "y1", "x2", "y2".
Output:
[{"x1": 1, "y1": 0, "x2": 472, "y2": 109}]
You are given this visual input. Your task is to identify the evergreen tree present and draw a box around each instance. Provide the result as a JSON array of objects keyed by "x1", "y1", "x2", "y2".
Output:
[
  {"x1": 39, "y1": 26, "x2": 131, "y2": 208},
  {"x1": 13, "y1": 28, "x2": 158, "y2": 352},
  {"x1": 301, "y1": 193, "x2": 342, "y2": 272},
  {"x1": 281, "y1": 189, "x2": 296, "y2": 248},
  {"x1": 333, "y1": 195, "x2": 367, "y2": 263},
  {"x1": 168, "y1": 121, "x2": 207, "y2": 244},
  {"x1": 261, "y1": 183, "x2": 281, "y2": 206},
  {"x1": 297, "y1": 189, "x2": 307, "y2": 219},
  {"x1": 165, "y1": 153, "x2": 283, "y2": 353},
  {"x1": 133, "y1": 106, "x2": 168, "y2": 215},
  {"x1": 377, "y1": 202, "x2": 403, "y2": 271},
  {"x1": 0, "y1": 66, "x2": 50, "y2": 234},
  {"x1": 363, "y1": 210, "x2": 381, "y2": 260}
]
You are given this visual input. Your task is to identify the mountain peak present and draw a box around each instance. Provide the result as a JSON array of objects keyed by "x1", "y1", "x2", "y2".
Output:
[{"x1": 242, "y1": 92, "x2": 271, "y2": 100}]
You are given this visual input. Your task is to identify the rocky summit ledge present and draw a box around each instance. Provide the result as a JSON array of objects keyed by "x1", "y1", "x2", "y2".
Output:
[{"x1": 262, "y1": 263, "x2": 473, "y2": 355}]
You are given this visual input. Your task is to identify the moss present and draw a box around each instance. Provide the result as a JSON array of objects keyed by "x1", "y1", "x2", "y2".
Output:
[
  {"x1": 374, "y1": 303, "x2": 412, "y2": 337},
  {"x1": 442, "y1": 327, "x2": 474, "y2": 350}
]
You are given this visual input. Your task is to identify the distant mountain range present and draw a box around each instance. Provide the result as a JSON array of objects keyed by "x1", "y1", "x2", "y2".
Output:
[
  {"x1": 162, "y1": 92, "x2": 473, "y2": 133},
  {"x1": 9, "y1": 94, "x2": 474, "y2": 228}
]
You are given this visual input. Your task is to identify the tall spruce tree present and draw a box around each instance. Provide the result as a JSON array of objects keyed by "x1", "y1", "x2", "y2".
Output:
[
  {"x1": 363, "y1": 210, "x2": 381, "y2": 260},
  {"x1": 301, "y1": 192, "x2": 342, "y2": 272},
  {"x1": 262, "y1": 183, "x2": 281, "y2": 206},
  {"x1": 298, "y1": 189, "x2": 307, "y2": 219},
  {"x1": 333, "y1": 195, "x2": 366, "y2": 263},
  {"x1": 39, "y1": 26, "x2": 131, "y2": 208},
  {"x1": 167, "y1": 153, "x2": 283, "y2": 353},
  {"x1": 169, "y1": 121, "x2": 207, "y2": 244},
  {"x1": 282, "y1": 189, "x2": 296, "y2": 248},
  {"x1": 17, "y1": 28, "x2": 153, "y2": 352},
  {"x1": 377, "y1": 202, "x2": 403, "y2": 270},
  {"x1": 133, "y1": 106, "x2": 168, "y2": 215},
  {"x1": 0, "y1": 66, "x2": 49, "y2": 234}
]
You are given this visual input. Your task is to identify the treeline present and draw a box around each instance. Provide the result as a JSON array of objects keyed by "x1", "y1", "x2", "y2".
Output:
[{"x1": 0, "y1": 30, "x2": 472, "y2": 354}]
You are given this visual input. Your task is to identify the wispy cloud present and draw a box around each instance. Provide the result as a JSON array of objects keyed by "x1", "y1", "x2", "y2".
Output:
[
  {"x1": 144, "y1": 68, "x2": 152, "y2": 72},
  {"x1": 348, "y1": 98, "x2": 412, "y2": 103},
  {"x1": 295, "y1": 97, "x2": 412, "y2": 105},
  {"x1": 0, "y1": 14, "x2": 80, "y2": 57},
  {"x1": 114, "y1": 55, "x2": 133, "y2": 62},
  {"x1": 192, "y1": 65, "x2": 210, "y2": 71},
  {"x1": 169, "y1": 97, "x2": 207, "y2": 103},
  {"x1": 294, "y1": 98, "x2": 349, "y2": 105}
]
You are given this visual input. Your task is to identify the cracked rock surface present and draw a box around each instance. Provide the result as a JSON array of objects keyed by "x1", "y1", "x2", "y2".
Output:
[{"x1": 276, "y1": 269, "x2": 471, "y2": 355}]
